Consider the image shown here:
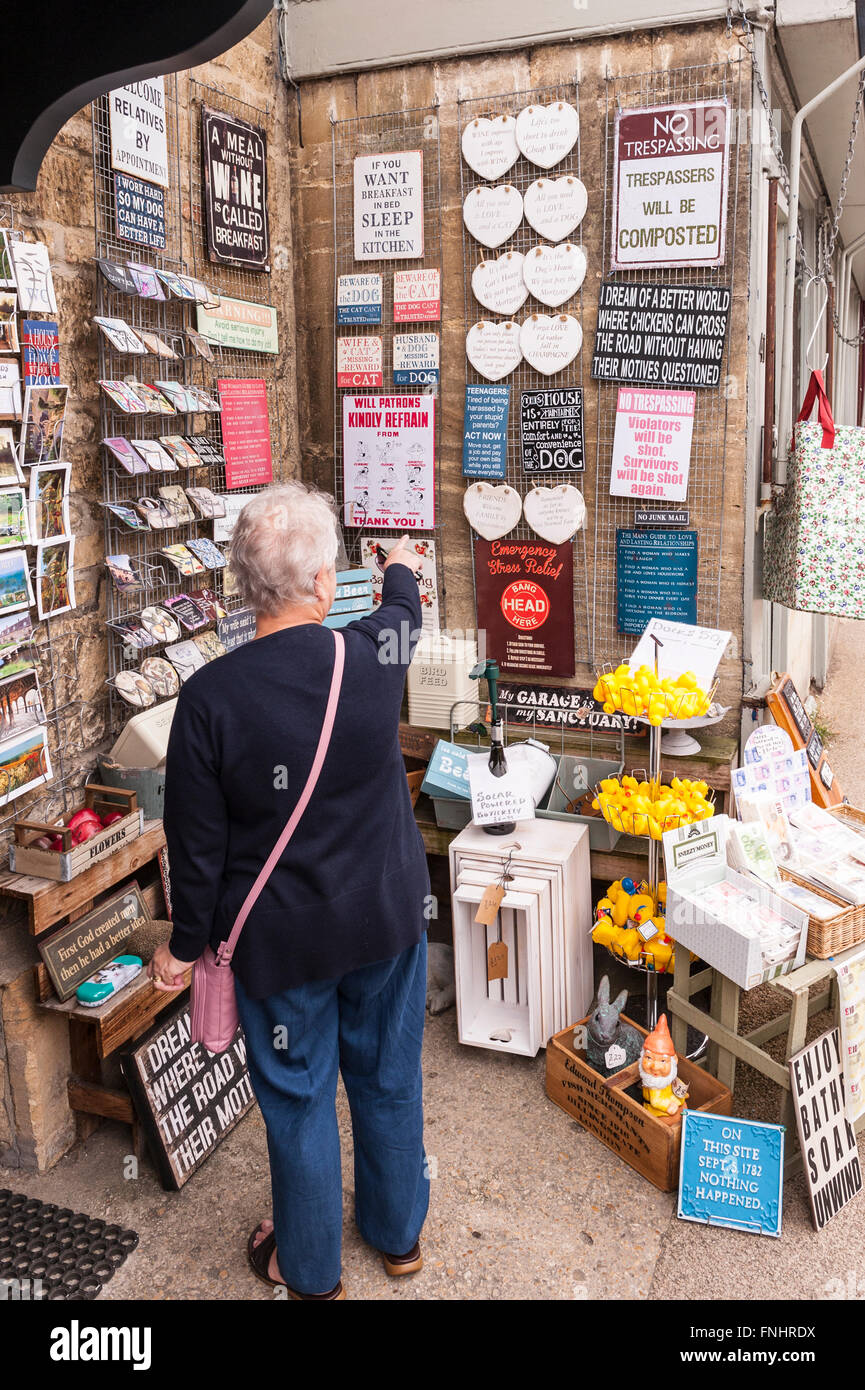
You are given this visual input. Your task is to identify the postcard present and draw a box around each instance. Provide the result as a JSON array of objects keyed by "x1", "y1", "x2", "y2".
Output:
[
  {"x1": 184, "y1": 433, "x2": 224, "y2": 466},
  {"x1": 105, "y1": 502, "x2": 150, "y2": 531},
  {"x1": 0, "y1": 293, "x2": 18, "y2": 354},
  {"x1": 0, "y1": 726, "x2": 52, "y2": 807},
  {"x1": 185, "y1": 384, "x2": 221, "y2": 412},
  {"x1": 106, "y1": 552, "x2": 145, "y2": 594},
  {"x1": 155, "y1": 270, "x2": 196, "y2": 300},
  {"x1": 0, "y1": 363, "x2": 22, "y2": 421},
  {"x1": 185, "y1": 328, "x2": 214, "y2": 363},
  {"x1": 186, "y1": 537, "x2": 226, "y2": 570},
  {"x1": 108, "y1": 617, "x2": 157, "y2": 651},
  {"x1": 185, "y1": 486, "x2": 226, "y2": 520},
  {"x1": 21, "y1": 319, "x2": 60, "y2": 386},
  {"x1": 153, "y1": 380, "x2": 195, "y2": 412},
  {"x1": 93, "y1": 317, "x2": 147, "y2": 355},
  {"x1": 0, "y1": 608, "x2": 32, "y2": 653},
  {"x1": 135, "y1": 330, "x2": 178, "y2": 360},
  {"x1": 99, "y1": 380, "x2": 149, "y2": 414},
  {"x1": 103, "y1": 437, "x2": 149, "y2": 475},
  {"x1": 0, "y1": 232, "x2": 17, "y2": 290},
  {"x1": 126, "y1": 263, "x2": 166, "y2": 300},
  {"x1": 163, "y1": 593, "x2": 208, "y2": 631},
  {"x1": 131, "y1": 438, "x2": 177, "y2": 473},
  {"x1": 0, "y1": 667, "x2": 44, "y2": 739},
  {"x1": 156, "y1": 485, "x2": 195, "y2": 524},
  {"x1": 159, "y1": 435, "x2": 201, "y2": 469},
  {"x1": 0, "y1": 487, "x2": 29, "y2": 550},
  {"x1": 127, "y1": 382, "x2": 175, "y2": 415},
  {"x1": 192, "y1": 631, "x2": 227, "y2": 662},
  {"x1": 20, "y1": 384, "x2": 67, "y2": 466},
  {"x1": 132, "y1": 497, "x2": 173, "y2": 529},
  {"x1": 165, "y1": 639, "x2": 207, "y2": 681},
  {"x1": 0, "y1": 549, "x2": 35, "y2": 614},
  {"x1": 10, "y1": 242, "x2": 56, "y2": 314},
  {"x1": 0, "y1": 427, "x2": 23, "y2": 484},
  {"x1": 160, "y1": 544, "x2": 205, "y2": 577},
  {"x1": 96, "y1": 259, "x2": 138, "y2": 295},
  {"x1": 28, "y1": 462, "x2": 70, "y2": 541},
  {"x1": 36, "y1": 537, "x2": 75, "y2": 618}
]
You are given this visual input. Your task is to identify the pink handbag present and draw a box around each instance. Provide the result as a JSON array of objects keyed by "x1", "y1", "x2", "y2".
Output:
[{"x1": 189, "y1": 629, "x2": 345, "y2": 1053}]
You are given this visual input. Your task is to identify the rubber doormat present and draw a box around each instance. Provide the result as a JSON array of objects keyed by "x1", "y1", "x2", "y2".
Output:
[{"x1": 0, "y1": 1189, "x2": 138, "y2": 1300}]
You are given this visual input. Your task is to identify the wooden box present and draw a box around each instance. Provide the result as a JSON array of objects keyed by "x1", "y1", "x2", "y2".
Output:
[
  {"x1": 545, "y1": 1014, "x2": 733, "y2": 1191},
  {"x1": 9, "y1": 785, "x2": 143, "y2": 883}
]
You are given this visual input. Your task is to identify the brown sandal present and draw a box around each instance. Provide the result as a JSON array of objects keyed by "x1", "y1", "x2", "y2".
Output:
[
  {"x1": 247, "y1": 1225, "x2": 346, "y2": 1299},
  {"x1": 381, "y1": 1241, "x2": 423, "y2": 1277}
]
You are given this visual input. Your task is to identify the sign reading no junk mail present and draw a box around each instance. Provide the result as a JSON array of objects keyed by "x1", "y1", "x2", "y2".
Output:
[
  {"x1": 612, "y1": 99, "x2": 731, "y2": 271},
  {"x1": 202, "y1": 105, "x2": 270, "y2": 272}
]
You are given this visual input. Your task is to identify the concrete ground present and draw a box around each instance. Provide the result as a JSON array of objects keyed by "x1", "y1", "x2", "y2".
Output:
[{"x1": 4, "y1": 625, "x2": 865, "y2": 1301}]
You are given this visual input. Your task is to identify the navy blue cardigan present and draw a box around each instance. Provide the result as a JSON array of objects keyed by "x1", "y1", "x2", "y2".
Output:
[{"x1": 163, "y1": 564, "x2": 429, "y2": 998}]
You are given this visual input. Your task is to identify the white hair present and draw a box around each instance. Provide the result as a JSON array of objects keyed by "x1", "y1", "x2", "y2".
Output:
[{"x1": 228, "y1": 482, "x2": 340, "y2": 615}]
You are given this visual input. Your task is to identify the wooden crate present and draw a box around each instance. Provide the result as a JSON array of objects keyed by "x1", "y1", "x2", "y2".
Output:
[
  {"x1": 9, "y1": 785, "x2": 143, "y2": 882},
  {"x1": 546, "y1": 1014, "x2": 733, "y2": 1191}
]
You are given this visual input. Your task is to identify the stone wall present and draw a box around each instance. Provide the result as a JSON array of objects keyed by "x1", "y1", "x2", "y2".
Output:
[
  {"x1": 0, "y1": 11, "x2": 300, "y2": 1170},
  {"x1": 290, "y1": 20, "x2": 752, "y2": 721}
]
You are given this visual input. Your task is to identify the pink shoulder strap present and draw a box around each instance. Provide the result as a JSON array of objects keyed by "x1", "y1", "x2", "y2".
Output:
[{"x1": 217, "y1": 628, "x2": 345, "y2": 966}]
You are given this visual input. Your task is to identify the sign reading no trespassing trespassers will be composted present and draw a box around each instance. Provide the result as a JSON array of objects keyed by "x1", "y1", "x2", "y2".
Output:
[{"x1": 612, "y1": 99, "x2": 731, "y2": 271}]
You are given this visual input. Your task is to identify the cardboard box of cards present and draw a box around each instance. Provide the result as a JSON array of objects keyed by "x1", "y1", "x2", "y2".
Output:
[{"x1": 662, "y1": 816, "x2": 808, "y2": 990}]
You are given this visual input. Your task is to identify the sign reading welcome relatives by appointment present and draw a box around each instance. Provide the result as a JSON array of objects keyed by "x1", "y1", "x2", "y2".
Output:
[
  {"x1": 108, "y1": 79, "x2": 170, "y2": 188},
  {"x1": 612, "y1": 99, "x2": 730, "y2": 271}
]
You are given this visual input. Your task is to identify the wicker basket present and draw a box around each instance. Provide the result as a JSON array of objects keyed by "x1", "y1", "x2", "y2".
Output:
[{"x1": 779, "y1": 867, "x2": 865, "y2": 958}]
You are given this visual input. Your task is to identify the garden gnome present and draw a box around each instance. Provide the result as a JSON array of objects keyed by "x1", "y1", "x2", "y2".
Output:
[{"x1": 639, "y1": 1014, "x2": 688, "y2": 1117}]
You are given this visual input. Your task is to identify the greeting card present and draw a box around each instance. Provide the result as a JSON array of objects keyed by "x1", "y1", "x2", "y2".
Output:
[
  {"x1": 103, "y1": 437, "x2": 149, "y2": 475},
  {"x1": 10, "y1": 242, "x2": 56, "y2": 314},
  {"x1": 21, "y1": 320, "x2": 60, "y2": 386}
]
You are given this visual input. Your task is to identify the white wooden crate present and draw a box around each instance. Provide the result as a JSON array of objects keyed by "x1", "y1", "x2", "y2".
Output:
[{"x1": 452, "y1": 883, "x2": 543, "y2": 1057}]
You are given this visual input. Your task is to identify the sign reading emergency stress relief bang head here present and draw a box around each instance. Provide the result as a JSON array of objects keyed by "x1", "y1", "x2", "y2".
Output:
[
  {"x1": 202, "y1": 106, "x2": 269, "y2": 272},
  {"x1": 612, "y1": 99, "x2": 730, "y2": 271},
  {"x1": 353, "y1": 151, "x2": 424, "y2": 260}
]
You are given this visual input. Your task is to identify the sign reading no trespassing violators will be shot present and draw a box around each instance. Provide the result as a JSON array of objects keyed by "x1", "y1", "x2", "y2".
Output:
[{"x1": 612, "y1": 99, "x2": 730, "y2": 271}]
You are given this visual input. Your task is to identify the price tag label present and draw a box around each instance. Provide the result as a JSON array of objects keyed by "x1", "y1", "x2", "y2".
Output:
[
  {"x1": 605, "y1": 1043, "x2": 627, "y2": 1071},
  {"x1": 487, "y1": 940, "x2": 509, "y2": 981},
  {"x1": 475, "y1": 883, "x2": 506, "y2": 926}
]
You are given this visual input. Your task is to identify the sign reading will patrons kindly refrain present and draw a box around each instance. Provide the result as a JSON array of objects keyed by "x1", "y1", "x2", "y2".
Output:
[
  {"x1": 354, "y1": 151, "x2": 424, "y2": 260},
  {"x1": 612, "y1": 99, "x2": 730, "y2": 271}
]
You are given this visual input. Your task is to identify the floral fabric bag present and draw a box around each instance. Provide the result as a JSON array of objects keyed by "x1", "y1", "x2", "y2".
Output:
[{"x1": 764, "y1": 369, "x2": 865, "y2": 619}]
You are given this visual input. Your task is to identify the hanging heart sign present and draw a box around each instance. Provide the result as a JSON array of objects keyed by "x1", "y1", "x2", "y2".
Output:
[
  {"x1": 523, "y1": 484, "x2": 586, "y2": 544},
  {"x1": 461, "y1": 115, "x2": 520, "y2": 181},
  {"x1": 515, "y1": 101, "x2": 579, "y2": 169},
  {"x1": 466, "y1": 319, "x2": 523, "y2": 381},
  {"x1": 522, "y1": 242, "x2": 586, "y2": 307},
  {"x1": 463, "y1": 184, "x2": 523, "y2": 249},
  {"x1": 463, "y1": 482, "x2": 523, "y2": 541},
  {"x1": 523, "y1": 176, "x2": 587, "y2": 242},
  {"x1": 472, "y1": 251, "x2": 529, "y2": 316},
  {"x1": 519, "y1": 313, "x2": 582, "y2": 375}
]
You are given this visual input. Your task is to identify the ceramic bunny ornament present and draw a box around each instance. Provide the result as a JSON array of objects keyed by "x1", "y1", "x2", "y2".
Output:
[{"x1": 585, "y1": 975, "x2": 642, "y2": 1076}]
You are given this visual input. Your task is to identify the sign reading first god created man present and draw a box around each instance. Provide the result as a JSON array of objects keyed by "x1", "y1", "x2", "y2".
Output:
[{"x1": 612, "y1": 99, "x2": 730, "y2": 271}]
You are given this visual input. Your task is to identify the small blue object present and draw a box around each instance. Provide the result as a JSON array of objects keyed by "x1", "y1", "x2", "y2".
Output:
[
  {"x1": 76, "y1": 955, "x2": 143, "y2": 1008},
  {"x1": 462, "y1": 384, "x2": 510, "y2": 479},
  {"x1": 621, "y1": 876, "x2": 636, "y2": 894},
  {"x1": 678, "y1": 1110, "x2": 784, "y2": 1238},
  {"x1": 421, "y1": 740, "x2": 471, "y2": 801}
]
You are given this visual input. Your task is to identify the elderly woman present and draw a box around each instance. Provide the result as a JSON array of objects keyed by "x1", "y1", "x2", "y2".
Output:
[{"x1": 148, "y1": 482, "x2": 430, "y2": 1301}]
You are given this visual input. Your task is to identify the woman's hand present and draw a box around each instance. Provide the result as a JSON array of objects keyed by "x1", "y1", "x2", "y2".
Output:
[
  {"x1": 383, "y1": 534, "x2": 416, "y2": 571},
  {"x1": 148, "y1": 943, "x2": 194, "y2": 991}
]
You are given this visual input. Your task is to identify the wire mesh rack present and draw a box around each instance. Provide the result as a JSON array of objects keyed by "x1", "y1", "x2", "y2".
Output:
[
  {"x1": 0, "y1": 198, "x2": 96, "y2": 841},
  {"x1": 458, "y1": 80, "x2": 590, "y2": 669},
  {"x1": 93, "y1": 78, "x2": 279, "y2": 735},
  {"x1": 590, "y1": 59, "x2": 745, "y2": 667},
  {"x1": 331, "y1": 103, "x2": 447, "y2": 626}
]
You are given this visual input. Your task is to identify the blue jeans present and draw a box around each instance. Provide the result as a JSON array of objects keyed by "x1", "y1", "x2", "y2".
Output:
[{"x1": 235, "y1": 939, "x2": 429, "y2": 1295}]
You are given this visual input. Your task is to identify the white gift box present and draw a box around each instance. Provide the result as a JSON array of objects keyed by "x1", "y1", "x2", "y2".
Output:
[
  {"x1": 452, "y1": 882, "x2": 543, "y2": 1056},
  {"x1": 662, "y1": 815, "x2": 808, "y2": 991}
]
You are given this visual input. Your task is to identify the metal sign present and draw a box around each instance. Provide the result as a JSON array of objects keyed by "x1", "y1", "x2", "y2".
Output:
[
  {"x1": 38, "y1": 885, "x2": 150, "y2": 1003},
  {"x1": 336, "y1": 273, "x2": 382, "y2": 326},
  {"x1": 616, "y1": 528, "x2": 698, "y2": 635},
  {"x1": 113, "y1": 173, "x2": 166, "y2": 249},
  {"x1": 108, "y1": 78, "x2": 170, "y2": 188},
  {"x1": 498, "y1": 682, "x2": 645, "y2": 734},
  {"x1": 678, "y1": 1111, "x2": 784, "y2": 1237},
  {"x1": 789, "y1": 1027, "x2": 863, "y2": 1230},
  {"x1": 610, "y1": 387, "x2": 695, "y2": 502},
  {"x1": 353, "y1": 150, "x2": 424, "y2": 260},
  {"x1": 611, "y1": 99, "x2": 730, "y2": 271},
  {"x1": 592, "y1": 281, "x2": 731, "y2": 389},
  {"x1": 121, "y1": 1000, "x2": 255, "y2": 1191},
  {"x1": 202, "y1": 105, "x2": 269, "y2": 271},
  {"x1": 196, "y1": 296, "x2": 278, "y2": 354},
  {"x1": 474, "y1": 537, "x2": 575, "y2": 677},
  {"x1": 462, "y1": 384, "x2": 509, "y2": 478},
  {"x1": 520, "y1": 388, "x2": 585, "y2": 473}
]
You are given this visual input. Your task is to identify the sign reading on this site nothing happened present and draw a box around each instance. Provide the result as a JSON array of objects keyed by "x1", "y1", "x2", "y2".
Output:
[{"x1": 611, "y1": 99, "x2": 730, "y2": 271}]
